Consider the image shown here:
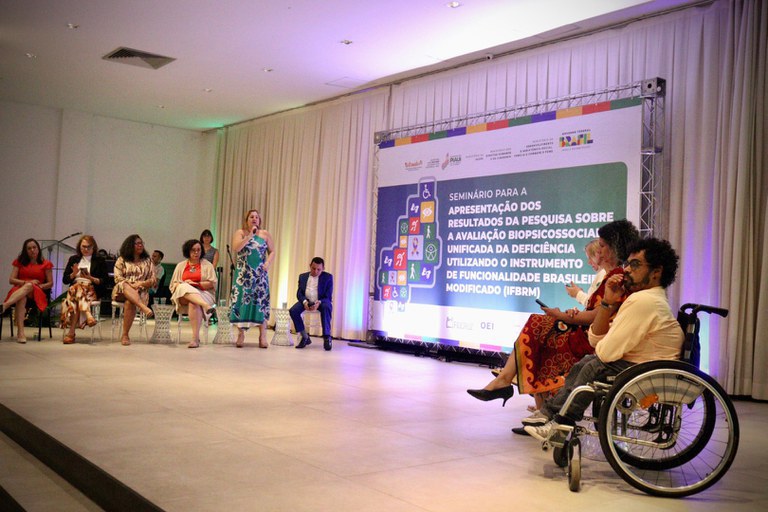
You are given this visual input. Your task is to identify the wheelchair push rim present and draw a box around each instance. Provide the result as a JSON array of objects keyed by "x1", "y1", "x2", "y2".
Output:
[{"x1": 598, "y1": 361, "x2": 739, "y2": 498}]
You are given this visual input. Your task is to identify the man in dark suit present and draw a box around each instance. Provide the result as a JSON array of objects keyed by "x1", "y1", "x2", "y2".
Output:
[{"x1": 290, "y1": 257, "x2": 333, "y2": 350}]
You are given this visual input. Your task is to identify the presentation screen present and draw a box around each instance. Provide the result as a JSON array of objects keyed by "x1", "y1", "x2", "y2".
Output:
[{"x1": 371, "y1": 98, "x2": 643, "y2": 353}]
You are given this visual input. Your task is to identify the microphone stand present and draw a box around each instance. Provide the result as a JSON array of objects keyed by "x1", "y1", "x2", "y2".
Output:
[
  {"x1": 36, "y1": 231, "x2": 82, "y2": 308},
  {"x1": 41, "y1": 231, "x2": 82, "y2": 256},
  {"x1": 226, "y1": 244, "x2": 236, "y2": 303}
]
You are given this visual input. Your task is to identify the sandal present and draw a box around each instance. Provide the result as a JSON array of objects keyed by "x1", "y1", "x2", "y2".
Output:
[
  {"x1": 86, "y1": 316, "x2": 98, "y2": 327},
  {"x1": 16, "y1": 338, "x2": 27, "y2": 344},
  {"x1": 63, "y1": 334, "x2": 76, "y2": 344},
  {"x1": 121, "y1": 336, "x2": 131, "y2": 346},
  {"x1": 188, "y1": 341, "x2": 200, "y2": 349}
]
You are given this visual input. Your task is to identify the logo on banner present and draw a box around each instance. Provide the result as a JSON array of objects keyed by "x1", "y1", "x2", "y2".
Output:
[
  {"x1": 560, "y1": 129, "x2": 594, "y2": 149},
  {"x1": 404, "y1": 159, "x2": 423, "y2": 171},
  {"x1": 441, "y1": 153, "x2": 461, "y2": 170}
]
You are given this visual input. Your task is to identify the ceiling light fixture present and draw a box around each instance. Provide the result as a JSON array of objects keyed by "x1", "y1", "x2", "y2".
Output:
[
  {"x1": 262, "y1": 68, "x2": 273, "y2": 72},
  {"x1": 66, "y1": 23, "x2": 79, "y2": 29},
  {"x1": 203, "y1": 88, "x2": 213, "y2": 92},
  {"x1": 446, "y1": 2, "x2": 461, "y2": 8},
  {"x1": 25, "y1": 52, "x2": 37, "y2": 59},
  {"x1": 340, "y1": 40, "x2": 353, "y2": 45},
  {"x1": 157, "y1": 105, "x2": 166, "y2": 109}
]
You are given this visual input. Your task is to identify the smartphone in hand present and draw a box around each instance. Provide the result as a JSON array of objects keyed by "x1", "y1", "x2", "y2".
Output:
[{"x1": 535, "y1": 299, "x2": 549, "y2": 308}]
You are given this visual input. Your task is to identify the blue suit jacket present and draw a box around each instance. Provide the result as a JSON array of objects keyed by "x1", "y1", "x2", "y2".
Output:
[{"x1": 297, "y1": 271, "x2": 333, "y2": 305}]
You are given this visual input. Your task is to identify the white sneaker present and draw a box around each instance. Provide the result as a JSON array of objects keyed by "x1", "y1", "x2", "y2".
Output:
[
  {"x1": 524, "y1": 421, "x2": 553, "y2": 441},
  {"x1": 521, "y1": 410, "x2": 549, "y2": 426}
]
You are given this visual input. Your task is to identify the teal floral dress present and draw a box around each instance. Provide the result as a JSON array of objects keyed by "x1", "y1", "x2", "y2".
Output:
[{"x1": 230, "y1": 235, "x2": 270, "y2": 328}]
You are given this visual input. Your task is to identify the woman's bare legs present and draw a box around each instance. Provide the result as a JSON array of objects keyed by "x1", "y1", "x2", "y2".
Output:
[
  {"x1": 235, "y1": 327, "x2": 245, "y2": 347},
  {"x1": 120, "y1": 284, "x2": 153, "y2": 317},
  {"x1": 258, "y1": 323, "x2": 267, "y2": 348},
  {"x1": 178, "y1": 295, "x2": 205, "y2": 346},
  {"x1": 121, "y1": 301, "x2": 136, "y2": 345},
  {"x1": 483, "y1": 356, "x2": 518, "y2": 391},
  {"x1": 64, "y1": 308, "x2": 80, "y2": 343},
  {"x1": 3, "y1": 283, "x2": 34, "y2": 342}
]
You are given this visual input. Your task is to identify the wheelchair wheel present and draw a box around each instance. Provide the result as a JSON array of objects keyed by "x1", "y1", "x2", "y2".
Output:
[
  {"x1": 598, "y1": 361, "x2": 739, "y2": 497},
  {"x1": 568, "y1": 437, "x2": 581, "y2": 492},
  {"x1": 553, "y1": 440, "x2": 569, "y2": 468}
]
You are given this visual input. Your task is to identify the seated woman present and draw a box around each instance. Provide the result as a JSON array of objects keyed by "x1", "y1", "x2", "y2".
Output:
[
  {"x1": 112, "y1": 234, "x2": 156, "y2": 346},
  {"x1": 200, "y1": 229, "x2": 220, "y2": 268},
  {"x1": 2, "y1": 238, "x2": 53, "y2": 343},
  {"x1": 467, "y1": 219, "x2": 640, "y2": 415},
  {"x1": 61, "y1": 235, "x2": 108, "y2": 344},
  {"x1": 170, "y1": 239, "x2": 217, "y2": 348},
  {"x1": 566, "y1": 239, "x2": 606, "y2": 307}
]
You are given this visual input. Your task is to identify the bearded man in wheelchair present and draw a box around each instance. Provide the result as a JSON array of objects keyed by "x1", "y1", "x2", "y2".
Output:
[{"x1": 525, "y1": 237, "x2": 683, "y2": 442}]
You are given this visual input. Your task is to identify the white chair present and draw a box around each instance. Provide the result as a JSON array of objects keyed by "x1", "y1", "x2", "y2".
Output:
[
  {"x1": 111, "y1": 301, "x2": 149, "y2": 342},
  {"x1": 304, "y1": 310, "x2": 323, "y2": 336},
  {"x1": 85, "y1": 301, "x2": 103, "y2": 342}
]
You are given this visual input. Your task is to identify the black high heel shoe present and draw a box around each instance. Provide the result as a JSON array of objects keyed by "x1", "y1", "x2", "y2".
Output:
[{"x1": 467, "y1": 386, "x2": 515, "y2": 406}]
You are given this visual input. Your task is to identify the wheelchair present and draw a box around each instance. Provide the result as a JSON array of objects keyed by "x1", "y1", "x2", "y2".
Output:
[{"x1": 539, "y1": 304, "x2": 739, "y2": 498}]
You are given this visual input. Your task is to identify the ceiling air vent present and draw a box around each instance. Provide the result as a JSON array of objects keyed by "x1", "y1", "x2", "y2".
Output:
[{"x1": 102, "y1": 47, "x2": 175, "y2": 70}]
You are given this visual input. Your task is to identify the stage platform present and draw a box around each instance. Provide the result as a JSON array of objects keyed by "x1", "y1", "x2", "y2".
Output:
[{"x1": 1, "y1": 323, "x2": 767, "y2": 511}]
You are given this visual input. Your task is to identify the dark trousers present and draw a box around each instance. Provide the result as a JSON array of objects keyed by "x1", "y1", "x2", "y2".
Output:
[
  {"x1": 289, "y1": 301, "x2": 332, "y2": 337},
  {"x1": 542, "y1": 354, "x2": 635, "y2": 423}
]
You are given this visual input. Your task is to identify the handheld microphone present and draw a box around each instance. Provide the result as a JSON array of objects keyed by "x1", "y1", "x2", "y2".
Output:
[
  {"x1": 70, "y1": 231, "x2": 82, "y2": 237},
  {"x1": 252, "y1": 228, "x2": 258, "y2": 235}
]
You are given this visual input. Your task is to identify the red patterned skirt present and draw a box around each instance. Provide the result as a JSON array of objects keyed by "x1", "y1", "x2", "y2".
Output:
[{"x1": 514, "y1": 314, "x2": 594, "y2": 395}]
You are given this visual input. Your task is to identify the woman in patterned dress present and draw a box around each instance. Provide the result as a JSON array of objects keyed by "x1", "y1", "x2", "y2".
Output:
[
  {"x1": 466, "y1": 220, "x2": 640, "y2": 409},
  {"x1": 2, "y1": 238, "x2": 53, "y2": 343},
  {"x1": 61, "y1": 235, "x2": 108, "y2": 344},
  {"x1": 112, "y1": 234, "x2": 156, "y2": 346},
  {"x1": 230, "y1": 209, "x2": 275, "y2": 348}
]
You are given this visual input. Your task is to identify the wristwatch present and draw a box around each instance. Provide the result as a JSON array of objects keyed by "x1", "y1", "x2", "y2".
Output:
[{"x1": 600, "y1": 300, "x2": 617, "y2": 310}]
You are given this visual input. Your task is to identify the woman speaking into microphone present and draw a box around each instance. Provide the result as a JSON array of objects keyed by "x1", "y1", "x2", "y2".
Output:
[{"x1": 229, "y1": 209, "x2": 275, "y2": 349}]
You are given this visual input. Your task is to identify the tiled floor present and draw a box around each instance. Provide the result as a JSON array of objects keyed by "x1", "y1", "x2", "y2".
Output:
[{"x1": 1, "y1": 323, "x2": 766, "y2": 511}]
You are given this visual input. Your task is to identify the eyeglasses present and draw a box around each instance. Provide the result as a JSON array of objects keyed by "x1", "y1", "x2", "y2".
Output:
[{"x1": 625, "y1": 259, "x2": 650, "y2": 271}]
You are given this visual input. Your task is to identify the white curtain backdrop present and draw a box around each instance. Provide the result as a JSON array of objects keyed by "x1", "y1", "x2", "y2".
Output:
[
  {"x1": 214, "y1": 0, "x2": 766, "y2": 397},
  {"x1": 214, "y1": 90, "x2": 389, "y2": 341}
]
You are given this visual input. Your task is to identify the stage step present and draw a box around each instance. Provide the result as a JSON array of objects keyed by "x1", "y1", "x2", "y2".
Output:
[
  {"x1": 0, "y1": 431, "x2": 99, "y2": 511},
  {"x1": 0, "y1": 404, "x2": 162, "y2": 511}
]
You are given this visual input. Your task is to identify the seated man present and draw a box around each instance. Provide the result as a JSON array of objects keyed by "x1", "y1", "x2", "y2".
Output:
[
  {"x1": 290, "y1": 257, "x2": 334, "y2": 351},
  {"x1": 148, "y1": 250, "x2": 165, "y2": 306},
  {"x1": 525, "y1": 238, "x2": 684, "y2": 441}
]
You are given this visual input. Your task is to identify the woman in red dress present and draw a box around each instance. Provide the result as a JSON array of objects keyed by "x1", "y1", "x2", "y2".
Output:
[
  {"x1": 2, "y1": 238, "x2": 54, "y2": 343},
  {"x1": 466, "y1": 220, "x2": 640, "y2": 410}
]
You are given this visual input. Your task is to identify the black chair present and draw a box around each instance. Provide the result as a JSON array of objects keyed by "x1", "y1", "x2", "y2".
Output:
[{"x1": 0, "y1": 290, "x2": 56, "y2": 341}]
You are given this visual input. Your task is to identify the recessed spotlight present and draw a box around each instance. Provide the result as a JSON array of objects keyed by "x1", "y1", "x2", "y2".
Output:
[
  {"x1": 262, "y1": 68, "x2": 273, "y2": 73},
  {"x1": 25, "y1": 52, "x2": 37, "y2": 59},
  {"x1": 66, "y1": 23, "x2": 79, "y2": 29},
  {"x1": 446, "y1": 1, "x2": 461, "y2": 8},
  {"x1": 340, "y1": 39, "x2": 353, "y2": 45},
  {"x1": 203, "y1": 88, "x2": 213, "y2": 92},
  {"x1": 157, "y1": 105, "x2": 166, "y2": 109}
]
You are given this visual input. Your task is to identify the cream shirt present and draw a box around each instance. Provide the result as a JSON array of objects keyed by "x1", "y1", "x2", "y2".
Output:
[
  {"x1": 306, "y1": 274, "x2": 319, "y2": 303},
  {"x1": 588, "y1": 286, "x2": 683, "y2": 363}
]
